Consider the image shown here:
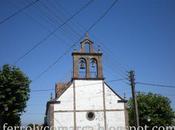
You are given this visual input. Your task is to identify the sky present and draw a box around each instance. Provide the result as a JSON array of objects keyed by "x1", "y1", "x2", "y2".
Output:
[{"x1": 0, "y1": 0, "x2": 175, "y2": 125}]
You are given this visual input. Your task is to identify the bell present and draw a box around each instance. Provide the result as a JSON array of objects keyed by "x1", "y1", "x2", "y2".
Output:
[
  {"x1": 91, "y1": 60, "x2": 95, "y2": 68},
  {"x1": 80, "y1": 62, "x2": 85, "y2": 69},
  {"x1": 91, "y1": 63, "x2": 95, "y2": 68}
]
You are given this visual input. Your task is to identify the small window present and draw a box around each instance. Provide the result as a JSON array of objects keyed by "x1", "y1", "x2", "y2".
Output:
[
  {"x1": 84, "y1": 42, "x2": 90, "y2": 53},
  {"x1": 86, "y1": 112, "x2": 95, "y2": 121}
]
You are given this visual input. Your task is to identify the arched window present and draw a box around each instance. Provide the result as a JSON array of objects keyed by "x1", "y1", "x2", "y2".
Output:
[
  {"x1": 79, "y1": 58, "x2": 86, "y2": 78},
  {"x1": 90, "y1": 58, "x2": 98, "y2": 78},
  {"x1": 84, "y1": 43, "x2": 90, "y2": 53}
]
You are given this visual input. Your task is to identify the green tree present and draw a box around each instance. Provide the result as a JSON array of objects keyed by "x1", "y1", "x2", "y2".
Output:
[
  {"x1": 128, "y1": 92, "x2": 174, "y2": 128},
  {"x1": 0, "y1": 64, "x2": 31, "y2": 127}
]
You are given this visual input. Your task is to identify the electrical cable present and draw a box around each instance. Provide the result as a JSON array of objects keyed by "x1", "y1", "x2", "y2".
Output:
[
  {"x1": 86, "y1": 0, "x2": 118, "y2": 32},
  {"x1": 14, "y1": 0, "x2": 95, "y2": 64},
  {"x1": 53, "y1": 0, "x2": 129, "y2": 78},
  {"x1": 32, "y1": 0, "x2": 119, "y2": 82},
  {"x1": 137, "y1": 82, "x2": 175, "y2": 89},
  {"x1": 7, "y1": 0, "x2": 72, "y2": 48},
  {"x1": 31, "y1": 78, "x2": 126, "y2": 92},
  {"x1": 0, "y1": 0, "x2": 39, "y2": 25}
]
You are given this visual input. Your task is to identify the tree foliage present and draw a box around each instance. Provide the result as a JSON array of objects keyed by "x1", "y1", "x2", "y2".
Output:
[
  {"x1": 128, "y1": 92, "x2": 174, "y2": 127},
  {"x1": 0, "y1": 64, "x2": 31, "y2": 127}
]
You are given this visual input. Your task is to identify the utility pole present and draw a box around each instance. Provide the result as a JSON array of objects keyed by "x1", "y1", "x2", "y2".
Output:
[{"x1": 128, "y1": 70, "x2": 139, "y2": 127}]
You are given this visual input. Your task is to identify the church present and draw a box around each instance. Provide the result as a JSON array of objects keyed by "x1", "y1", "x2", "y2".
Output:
[{"x1": 45, "y1": 34, "x2": 128, "y2": 129}]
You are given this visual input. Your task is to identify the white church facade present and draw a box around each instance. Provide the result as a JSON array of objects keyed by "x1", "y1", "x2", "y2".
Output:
[{"x1": 45, "y1": 34, "x2": 128, "y2": 130}]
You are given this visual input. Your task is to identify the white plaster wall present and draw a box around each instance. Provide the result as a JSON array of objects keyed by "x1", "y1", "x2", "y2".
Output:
[
  {"x1": 51, "y1": 80, "x2": 126, "y2": 129},
  {"x1": 54, "y1": 84, "x2": 74, "y2": 111},
  {"x1": 54, "y1": 112, "x2": 74, "y2": 129},
  {"x1": 106, "y1": 111, "x2": 126, "y2": 129},
  {"x1": 75, "y1": 80, "x2": 104, "y2": 110},
  {"x1": 105, "y1": 83, "x2": 125, "y2": 110},
  {"x1": 76, "y1": 112, "x2": 104, "y2": 129}
]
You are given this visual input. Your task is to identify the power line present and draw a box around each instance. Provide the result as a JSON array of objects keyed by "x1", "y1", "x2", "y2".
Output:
[
  {"x1": 50, "y1": 0, "x2": 127, "y2": 80},
  {"x1": 98, "y1": 43, "x2": 129, "y2": 71},
  {"x1": 14, "y1": 0, "x2": 95, "y2": 64},
  {"x1": 103, "y1": 55, "x2": 128, "y2": 79},
  {"x1": 6, "y1": 0, "x2": 127, "y2": 82},
  {"x1": 0, "y1": 0, "x2": 39, "y2": 25},
  {"x1": 22, "y1": 112, "x2": 44, "y2": 115},
  {"x1": 31, "y1": 89, "x2": 54, "y2": 92},
  {"x1": 31, "y1": 0, "x2": 80, "y2": 42},
  {"x1": 23, "y1": 0, "x2": 78, "y2": 47},
  {"x1": 33, "y1": 0, "x2": 82, "y2": 49},
  {"x1": 31, "y1": 78, "x2": 125, "y2": 92},
  {"x1": 38, "y1": 0, "x2": 82, "y2": 39},
  {"x1": 87, "y1": 0, "x2": 118, "y2": 32},
  {"x1": 32, "y1": 44, "x2": 74, "y2": 81},
  {"x1": 33, "y1": 0, "x2": 119, "y2": 82},
  {"x1": 53, "y1": 0, "x2": 129, "y2": 79},
  {"x1": 135, "y1": 91, "x2": 175, "y2": 97},
  {"x1": 51, "y1": 0, "x2": 85, "y2": 35},
  {"x1": 7, "y1": 0, "x2": 71, "y2": 47},
  {"x1": 137, "y1": 82, "x2": 175, "y2": 89},
  {"x1": 21, "y1": 0, "x2": 124, "y2": 81}
]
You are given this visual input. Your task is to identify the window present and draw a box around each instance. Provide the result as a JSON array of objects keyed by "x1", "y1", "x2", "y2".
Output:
[
  {"x1": 79, "y1": 58, "x2": 86, "y2": 78},
  {"x1": 90, "y1": 58, "x2": 97, "y2": 78},
  {"x1": 86, "y1": 112, "x2": 95, "y2": 121}
]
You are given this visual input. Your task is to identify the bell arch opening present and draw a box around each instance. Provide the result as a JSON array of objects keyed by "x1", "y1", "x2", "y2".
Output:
[
  {"x1": 90, "y1": 58, "x2": 98, "y2": 78},
  {"x1": 78, "y1": 58, "x2": 87, "y2": 78}
]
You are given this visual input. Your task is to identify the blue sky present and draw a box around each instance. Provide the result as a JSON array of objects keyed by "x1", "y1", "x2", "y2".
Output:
[{"x1": 0, "y1": 0, "x2": 175, "y2": 125}]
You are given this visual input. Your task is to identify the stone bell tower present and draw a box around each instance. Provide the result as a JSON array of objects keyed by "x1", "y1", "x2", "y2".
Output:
[
  {"x1": 72, "y1": 33, "x2": 103, "y2": 79},
  {"x1": 46, "y1": 33, "x2": 128, "y2": 129}
]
